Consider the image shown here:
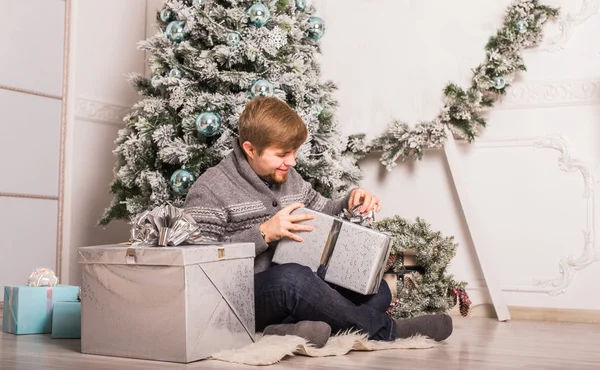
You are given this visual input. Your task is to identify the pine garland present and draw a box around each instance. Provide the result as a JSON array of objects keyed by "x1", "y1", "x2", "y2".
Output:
[
  {"x1": 346, "y1": 0, "x2": 559, "y2": 170},
  {"x1": 375, "y1": 216, "x2": 467, "y2": 318}
]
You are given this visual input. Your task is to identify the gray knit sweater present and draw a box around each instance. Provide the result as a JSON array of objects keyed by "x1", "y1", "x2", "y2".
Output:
[{"x1": 184, "y1": 139, "x2": 352, "y2": 274}]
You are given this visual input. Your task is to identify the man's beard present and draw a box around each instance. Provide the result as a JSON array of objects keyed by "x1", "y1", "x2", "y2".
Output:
[{"x1": 262, "y1": 171, "x2": 289, "y2": 185}]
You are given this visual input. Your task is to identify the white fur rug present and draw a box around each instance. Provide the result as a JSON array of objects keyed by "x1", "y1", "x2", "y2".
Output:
[{"x1": 210, "y1": 332, "x2": 436, "y2": 366}]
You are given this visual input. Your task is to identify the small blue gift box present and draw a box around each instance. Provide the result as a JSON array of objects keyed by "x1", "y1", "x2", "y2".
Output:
[
  {"x1": 2, "y1": 285, "x2": 80, "y2": 335},
  {"x1": 51, "y1": 301, "x2": 81, "y2": 339}
]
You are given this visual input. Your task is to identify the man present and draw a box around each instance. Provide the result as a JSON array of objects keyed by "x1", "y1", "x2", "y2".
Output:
[{"x1": 184, "y1": 97, "x2": 452, "y2": 347}]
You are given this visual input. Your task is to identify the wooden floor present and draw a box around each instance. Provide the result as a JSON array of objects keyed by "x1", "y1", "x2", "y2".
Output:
[{"x1": 1, "y1": 317, "x2": 600, "y2": 369}]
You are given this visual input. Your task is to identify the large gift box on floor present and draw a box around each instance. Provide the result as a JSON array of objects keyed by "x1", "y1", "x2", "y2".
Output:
[
  {"x1": 78, "y1": 243, "x2": 255, "y2": 363},
  {"x1": 272, "y1": 208, "x2": 392, "y2": 295},
  {"x1": 2, "y1": 285, "x2": 80, "y2": 334}
]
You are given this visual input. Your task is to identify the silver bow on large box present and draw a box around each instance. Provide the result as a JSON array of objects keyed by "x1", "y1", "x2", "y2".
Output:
[{"x1": 130, "y1": 204, "x2": 202, "y2": 247}]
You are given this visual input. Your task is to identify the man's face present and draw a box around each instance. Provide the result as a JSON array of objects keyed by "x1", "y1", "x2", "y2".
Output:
[{"x1": 244, "y1": 143, "x2": 297, "y2": 184}]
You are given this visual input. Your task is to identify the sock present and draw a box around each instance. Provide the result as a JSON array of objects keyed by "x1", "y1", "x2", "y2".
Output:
[
  {"x1": 263, "y1": 321, "x2": 332, "y2": 348},
  {"x1": 394, "y1": 314, "x2": 453, "y2": 341}
]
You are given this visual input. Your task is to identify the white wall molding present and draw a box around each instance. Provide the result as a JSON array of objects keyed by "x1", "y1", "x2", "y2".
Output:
[
  {"x1": 464, "y1": 278, "x2": 488, "y2": 291},
  {"x1": 456, "y1": 136, "x2": 541, "y2": 148},
  {"x1": 526, "y1": 134, "x2": 598, "y2": 295},
  {"x1": 497, "y1": 78, "x2": 600, "y2": 110},
  {"x1": 459, "y1": 134, "x2": 599, "y2": 296},
  {"x1": 541, "y1": 0, "x2": 600, "y2": 53},
  {"x1": 74, "y1": 97, "x2": 129, "y2": 125}
]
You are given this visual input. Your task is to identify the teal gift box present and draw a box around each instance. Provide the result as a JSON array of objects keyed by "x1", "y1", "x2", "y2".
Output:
[
  {"x1": 2, "y1": 285, "x2": 80, "y2": 335},
  {"x1": 51, "y1": 301, "x2": 81, "y2": 339}
]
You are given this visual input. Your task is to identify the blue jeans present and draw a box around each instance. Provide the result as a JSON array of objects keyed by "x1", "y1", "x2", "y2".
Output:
[{"x1": 254, "y1": 263, "x2": 396, "y2": 341}]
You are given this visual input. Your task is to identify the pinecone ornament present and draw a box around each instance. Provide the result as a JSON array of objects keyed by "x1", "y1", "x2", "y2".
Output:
[
  {"x1": 387, "y1": 298, "x2": 401, "y2": 315},
  {"x1": 385, "y1": 253, "x2": 397, "y2": 271},
  {"x1": 460, "y1": 298, "x2": 470, "y2": 317},
  {"x1": 450, "y1": 287, "x2": 472, "y2": 317},
  {"x1": 403, "y1": 274, "x2": 418, "y2": 291}
]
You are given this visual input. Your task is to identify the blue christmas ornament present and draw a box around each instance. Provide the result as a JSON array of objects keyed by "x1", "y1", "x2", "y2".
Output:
[
  {"x1": 226, "y1": 32, "x2": 241, "y2": 46},
  {"x1": 170, "y1": 169, "x2": 195, "y2": 195},
  {"x1": 295, "y1": 0, "x2": 307, "y2": 10},
  {"x1": 250, "y1": 79, "x2": 274, "y2": 97},
  {"x1": 516, "y1": 20, "x2": 528, "y2": 34},
  {"x1": 166, "y1": 21, "x2": 186, "y2": 42},
  {"x1": 151, "y1": 75, "x2": 161, "y2": 87},
  {"x1": 169, "y1": 68, "x2": 183, "y2": 78},
  {"x1": 247, "y1": 3, "x2": 270, "y2": 27},
  {"x1": 492, "y1": 76, "x2": 506, "y2": 90},
  {"x1": 307, "y1": 16, "x2": 326, "y2": 40},
  {"x1": 195, "y1": 112, "x2": 221, "y2": 137},
  {"x1": 160, "y1": 8, "x2": 173, "y2": 22}
]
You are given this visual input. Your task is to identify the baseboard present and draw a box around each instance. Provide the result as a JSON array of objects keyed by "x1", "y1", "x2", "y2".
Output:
[
  {"x1": 451, "y1": 304, "x2": 600, "y2": 324},
  {"x1": 1, "y1": 296, "x2": 597, "y2": 325}
]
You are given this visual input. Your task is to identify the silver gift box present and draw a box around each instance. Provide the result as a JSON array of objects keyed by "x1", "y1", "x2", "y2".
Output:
[
  {"x1": 78, "y1": 243, "x2": 255, "y2": 363},
  {"x1": 272, "y1": 208, "x2": 392, "y2": 295}
]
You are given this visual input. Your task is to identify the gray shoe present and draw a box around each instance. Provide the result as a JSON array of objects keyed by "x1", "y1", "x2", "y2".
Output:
[
  {"x1": 263, "y1": 321, "x2": 332, "y2": 348},
  {"x1": 394, "y1": 314, "x2": 453, "y2": 341}
]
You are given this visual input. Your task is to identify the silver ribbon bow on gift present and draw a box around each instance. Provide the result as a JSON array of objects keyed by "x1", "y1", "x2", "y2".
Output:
[
  {"x1": 27, "y1": 268, "x2": 59, "y2": 287},
  {"x1": 338, "y1": 204, "x2": 376, "y2": 228},
  {"x1": 130, "y1": 204, "x2": 202, "y2": 247}
]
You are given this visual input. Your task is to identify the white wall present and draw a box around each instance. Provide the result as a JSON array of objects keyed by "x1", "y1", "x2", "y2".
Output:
[
  {"x1": 0, "y1": 0, "x2": 65, "y2": 294},
  {"x1": 315, "y1": 0, "x2": 600, "y2": 311},
  {"x1": 0, "y1": 0, "x2": 149, "y2": 298},
  {"x1": 60, "y1": 0, "x2": 149, "y2": 286}
]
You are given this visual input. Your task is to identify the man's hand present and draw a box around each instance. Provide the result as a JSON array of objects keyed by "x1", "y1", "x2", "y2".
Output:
[
  {"x1": 259, "y1": 203, "x2": 315, "y2": 243},
  {"x1": 349, "y1": 188, "x2": 382, "y2": 214}
]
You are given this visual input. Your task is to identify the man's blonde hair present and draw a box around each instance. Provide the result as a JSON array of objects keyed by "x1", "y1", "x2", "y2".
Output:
[{"x1": 238, "y1": 97, "x2": 308, "y2": 155}]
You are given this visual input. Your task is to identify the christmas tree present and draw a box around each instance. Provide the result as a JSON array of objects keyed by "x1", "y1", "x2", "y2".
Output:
[{"x1": 99, "y1": 0, "x2": 361, "y2": 225}]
